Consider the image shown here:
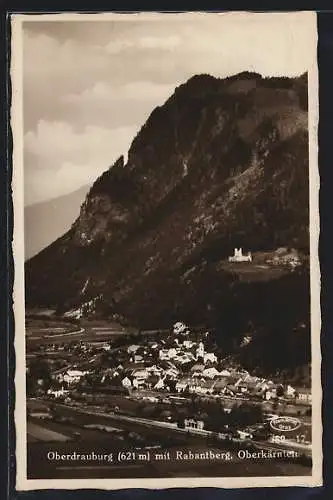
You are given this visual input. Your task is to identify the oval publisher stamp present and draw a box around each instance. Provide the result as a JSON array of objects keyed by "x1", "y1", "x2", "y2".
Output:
[{"x1": 270, "y1": 416, "x2": 302, "y2": 433}]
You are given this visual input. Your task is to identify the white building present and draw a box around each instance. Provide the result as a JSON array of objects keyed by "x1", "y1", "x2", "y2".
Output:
[
  {"x1": 202, "y1": 367, "x2": 220, "y2": 379},
  {"x1": 286, "y1": 384, "x2": 296, "y2": 397},
  {"x1": 173, "y1": 322, "x2": 189, "y2": 335},
  {"x1": 265, "y1": 387, "x2": 277, "y2": 400},
  {"x1": 127, "y1": 345, "x2": 140, "y2": 354},
  {"x1": 173, "y1": 352, "x2": 195, "y2": 365},
  {"x1": 61, "y1": 369, "x2": 88, "y2": 385},
  {"x1": 154, "y1": 378, "x2": 165, "y2": 390},
  {"x1": 183, "y1": 340, "x2": 194, "y2": 349},
  {"x1": 184, "y1": 419, "x2": 204, "y2": 431},
  {"x1": 146, "y1": 365, "x2": 164, "y2": 375},
  {"x1": 132, "y1": 370, "x2": 148, "y2": 388},
  {"x1": 176, "y1": 378, "x2": 191, "y2": 392},
  {"x1": 47, "y1": 388, "x2": 68, "y2": 398},
  {"x1": 132, "y1": 369, "x2": 149, "y2": 381},
  {"x1": 159, "y1": 348, "x2": 177, "y2": 360},
  {"x1": 237, "y1": 430, "x2": 253, "y2": 440},
  {"x1": 228, "y1": 248, "x2": 252, "y2": 263},
  {"x1": 295, "y1": 387, "x2": 312, "y2": 404},
  {"x1": 196, "y1": 342, "x2": 205, "y2": 359},
  {"x1": 220, "y1": 369, "x2": 231, "y2": 376},
  {"x1": 164, "y1": 367, "x2": 179, "y2": 378},
  {"x1": 203, "y1": 352, "x2": 217, "y2": 364},
  {"x1": 122, "y1": 377, "x2": 132, "y2": 388}
]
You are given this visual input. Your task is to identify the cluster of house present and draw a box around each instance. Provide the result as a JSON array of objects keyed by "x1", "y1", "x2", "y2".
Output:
[
  {"x1": 49, "y1": 361, "x2": 311, "y2": 406},
  {"x1": 45, "y1": 321, "x2": 311, "y2": 407},
  {"x1": 227, "y1": 247, "x2": 303, "y2": 270},
  {"x1": 267, "y1": 247, "x2": 302, "y2": 269},
  {"x1": 174, "y1": 369, "x2": 311, "y2": 404}
]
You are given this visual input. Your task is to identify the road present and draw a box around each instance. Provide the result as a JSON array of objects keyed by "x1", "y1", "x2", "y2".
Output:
[
  {"x1": 132, "y1": 389, "x2": 312, "y2": 424},
  {"x1": 26, "y1": 321, "x2": 170, "y2": 347},
  {"x1": 26, "y1": 320, "x2": 203, "y2": 347},
  {"x1": 29, "y1": 399, "x2": 311, "y2": 455},
  {"x1": 26, "y1": 323, "x2": 131, "y2": 347}
]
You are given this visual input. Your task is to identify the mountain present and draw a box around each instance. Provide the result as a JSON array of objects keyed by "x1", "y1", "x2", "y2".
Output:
[
  {"x1": 25, "y1": 72, "x2": 310, "y2": 375},
  {"x1": 24, "y1": 185, "x2": 89, "y2": 260}
]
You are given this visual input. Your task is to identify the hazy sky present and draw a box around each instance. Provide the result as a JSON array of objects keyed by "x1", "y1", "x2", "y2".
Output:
[{"x1": 22, "y1": 12, "x2": 314, "y2": 205}]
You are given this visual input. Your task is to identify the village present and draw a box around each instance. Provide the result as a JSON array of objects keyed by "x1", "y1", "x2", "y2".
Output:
[
  {"x1": 25, "y1": 246, "x2": 311, "y2": 457},
  {"x1": 27, "y1": 316, "x2": 311, "y2": 438}
]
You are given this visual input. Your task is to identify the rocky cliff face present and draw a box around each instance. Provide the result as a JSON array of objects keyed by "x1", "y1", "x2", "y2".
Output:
[{"x1": 26, "y1": 72, "x2": 310, "y2": 371}]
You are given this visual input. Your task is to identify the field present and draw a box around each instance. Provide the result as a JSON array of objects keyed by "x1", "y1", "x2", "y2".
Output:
[
  {"x1": 217, "y1": 261, "x2": 288, "y2": 283},
  {"x1": 25, "y1": 317, "x2": 134, "y2": 346},
  {"x1": 27, "y1": 421, "x2": 71, "y2": 442}
]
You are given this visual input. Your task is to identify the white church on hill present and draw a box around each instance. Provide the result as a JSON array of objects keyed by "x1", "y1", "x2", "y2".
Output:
[{"x1": 228, "y1": 248, "x2": 252, "y2": 263}]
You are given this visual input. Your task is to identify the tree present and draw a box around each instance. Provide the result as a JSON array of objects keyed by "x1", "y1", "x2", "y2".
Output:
[
  {"x1": 51, "y1": 378, "x2": 62, "y2": 390},
  {"x1": 26, "y1": 375, "x2": 36, "y2": 397},
  {"x1": 276, "y1": 384, "x2": 285, "y2": 397},
  {"x1": 27, "y1": 357, "x2": 52, "y2": 392},
  {"x1": 229, "y1": 402, "x2": 263, "y2": 428},
  {"x1": 184, "y1": 385, "x2": 191, "y2": 396},
  {"x1": 177, "y1": 415, "x2": 185, "y2": 429},
  {"x1": 205, "y1": 406, "x2": 228, "y2": 432},
  {"x1": 165, "y1": 379, "x2": 177, "y2": 392}
]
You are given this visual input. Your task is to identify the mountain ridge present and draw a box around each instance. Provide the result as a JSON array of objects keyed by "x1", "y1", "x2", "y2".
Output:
[{"x1": 25, "y1": 71, "x2": 310, "y2": 373}]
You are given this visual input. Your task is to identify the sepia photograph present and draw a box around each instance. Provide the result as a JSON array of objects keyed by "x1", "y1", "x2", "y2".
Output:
[{"x1": 11, "y1": 11, "x2": 321, "y2": 490}]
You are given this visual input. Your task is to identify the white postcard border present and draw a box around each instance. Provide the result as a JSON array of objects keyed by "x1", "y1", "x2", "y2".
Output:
[{"x1": 11, "y1": 10, "x2": 322, "y2": 490}]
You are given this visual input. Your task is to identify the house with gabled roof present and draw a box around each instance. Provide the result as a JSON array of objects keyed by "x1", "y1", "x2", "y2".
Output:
[
  {"x1": 203, "y1": 352, "x2": 218, "y2": 364},
  {"x1": 127, "y1": 345, "x2": 140, "y2": 354},
  {"x1": 121, "y1": 376, "x2": 132, "y2": 388},
  {"x1": 295, "y1": 386, "x2": 312, "y2": 404},
  {"x1": 202, "y1": 367, "x2": 220, "y2": 379},
  {"x1": 285, "y1": 384, "x2": 296, "y2": 397},
  {"x1": 164, "y1": 366, "x2": 179, "y2": 378},
  {"x1": 176, "y1": 377, "x2": 192, "y2": 392},
  {"x1": 189, "y1": 378, "x2": 215, "y2": 395},
  {"x1": 212, "y1": 376, "x2": 230, "y2": 393},
  {"x1": 190, "y1": 363, "x2": 205, "y2": 374}
]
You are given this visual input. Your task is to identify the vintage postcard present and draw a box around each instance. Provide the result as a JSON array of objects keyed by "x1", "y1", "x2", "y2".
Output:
[{"x1": 11, "y1": 11, "x2": 322, "y2": 490}]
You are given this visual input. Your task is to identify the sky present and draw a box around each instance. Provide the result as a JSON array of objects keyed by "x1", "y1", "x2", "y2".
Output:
[{"x1": 22, "y1": 12, "x2": 314, "y2": 205}]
